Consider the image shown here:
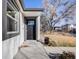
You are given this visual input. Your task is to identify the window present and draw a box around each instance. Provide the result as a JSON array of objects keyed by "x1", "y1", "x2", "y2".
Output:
[
  {"x1": 28, "y1": 21, "x2": 35, "y2": 25},
  {"x1": 2, "y1": 0, "x2": 20, "y2": 40},
  {"x1": 7, "y1": 16, "x2": 17, "y2": 31},
  {"x1": 6, "y1": 0, "x2": 20, "y2": 37}
]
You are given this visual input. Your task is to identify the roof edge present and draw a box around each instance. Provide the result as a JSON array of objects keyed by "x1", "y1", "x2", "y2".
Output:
[{"x1": 24, "y1": 8, "x2": 44, "y2": 11}]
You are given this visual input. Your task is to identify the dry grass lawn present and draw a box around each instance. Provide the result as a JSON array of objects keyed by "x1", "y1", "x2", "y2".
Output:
[{"x1": 41, "y1": 31, "x2": 76, "y2": 47}]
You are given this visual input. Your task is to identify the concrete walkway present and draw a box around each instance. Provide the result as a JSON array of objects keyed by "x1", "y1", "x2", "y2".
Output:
[
  {"x1": 13, "y1": 40, "x2": 75, "y2": 59},
  {"x1": 44, "y1": 46, "x2": 75, "y2": 54},
  {"x1": 13, "y1": 40, "x2": 50, "y2": 59}
]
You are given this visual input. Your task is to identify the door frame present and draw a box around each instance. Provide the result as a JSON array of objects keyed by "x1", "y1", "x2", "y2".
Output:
[{"x1": 24, "y1": 16, "x2": 40, "y2": 41}]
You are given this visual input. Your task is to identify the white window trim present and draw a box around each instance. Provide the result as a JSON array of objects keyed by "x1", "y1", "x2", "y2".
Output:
[
  {"x1": 6, "y1": 14, "x2": 18, "y2": 22},
  {"x1": 7, "y1": 0, "x2": 17, "y2": 11},
  {"x1": 6, "y1": 14, "x2": 19, "y2": 34},
  {"x1": 7, "y1": 31, "x2": 19, "y2": 34}
]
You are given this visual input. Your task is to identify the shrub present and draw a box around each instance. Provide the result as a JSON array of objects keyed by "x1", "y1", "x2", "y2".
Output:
[
  {"x1": 44, "y1": 37, "x2": 49, "y2": 45},
  {"x1": 60, "y1": 51, "x2": 75, "y2": 59}
]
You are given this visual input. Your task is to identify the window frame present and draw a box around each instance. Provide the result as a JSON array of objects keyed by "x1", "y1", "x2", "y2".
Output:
[
  {"x1": 7, "y1": 0, "x2": 20, "y2": 35},
  {"x1": 2, "y1": 0, "x2": 20, "y2": 40}
]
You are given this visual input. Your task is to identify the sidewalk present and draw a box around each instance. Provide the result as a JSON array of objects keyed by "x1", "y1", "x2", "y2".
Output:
[
  {"x1": 13, "y1": 40, "x2": 50, "y2": 59},
  {"x1": 44, "y1": 46, "x2": 75, "y2": 54},
  {"x1": 13, "y1": 40, "x2": 75, "y2": 59}
]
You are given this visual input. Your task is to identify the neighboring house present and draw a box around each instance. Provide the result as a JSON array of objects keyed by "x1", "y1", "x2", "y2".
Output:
[
  {"x1": 53, "y1": 23, "x2": 76, "y2": 33},
  {"x1": 2, "y1": 0, "x2": 43, "y2": 59},
  {"x1": 62, "y1": 24, "x2": 71, "y2": 32},
  {"x1": 62, "y1": 24, "x2": 76, "y2": 33},
  {"x1": 52, "y1": 17, "x2": 76, "y2": 32}
]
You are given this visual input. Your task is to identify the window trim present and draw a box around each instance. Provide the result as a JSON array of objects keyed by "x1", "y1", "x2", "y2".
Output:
[
  {"x1": 7, "y1": 1, "x2": 17, "y2": 11},
  {"x1": 6, "y1": 14, "x2": 18, "y2": 22},
  {"x1": 7, "y1": 0, "x2": 18, "y2": 11},
  {"x1": 6, "y1": 15, "x2": 19, "y2": 34},
  {"x1": 5, "y1": 0, "x2": 20, "y2": 39},
  {"x1": 7, "y1": 31, "x2": 19, "y2": 34},
  {"x1": 7, "y1": 1, "x2": 20, "y2": 33}
]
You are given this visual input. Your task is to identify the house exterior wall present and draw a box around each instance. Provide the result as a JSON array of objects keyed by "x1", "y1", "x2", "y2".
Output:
[
  {"x1": 2, "y1": 0, "x2": 43, "y2": 59},
  {"x1": 2, "y1": 12, "x2": 24, "y2": 59}
]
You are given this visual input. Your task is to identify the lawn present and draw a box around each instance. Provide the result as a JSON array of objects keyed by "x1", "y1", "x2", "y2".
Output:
[{"x1": 41, "y1": 31, "x2": 76, "y2": 47}]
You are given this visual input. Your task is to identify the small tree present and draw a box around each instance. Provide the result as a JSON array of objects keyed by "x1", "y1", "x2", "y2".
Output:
[
  {"x1": 40, "y1": 13, "x2": 49, "y2": 32},
  {"x1": 42, "y1": 0, "x2": 76, "y2": 32}
]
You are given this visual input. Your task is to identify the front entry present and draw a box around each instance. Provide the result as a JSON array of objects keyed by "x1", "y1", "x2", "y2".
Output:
[{"x1": 24, "y1": 17, "x2": 36, "y2": 40}]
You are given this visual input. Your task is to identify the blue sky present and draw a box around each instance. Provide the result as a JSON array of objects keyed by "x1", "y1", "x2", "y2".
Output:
[
  {"x1": 22, "y1": 0, "x2": 76, "y2": 26},
  {"x1": 55, "y1": 0, "x2": 76, "y2": 26},
  {"x1": 56, "y1": 0, "x2": 76, "y2": 16},
  {"x1": 22, "y1": 0, "x2": 43, "y2": 8}
]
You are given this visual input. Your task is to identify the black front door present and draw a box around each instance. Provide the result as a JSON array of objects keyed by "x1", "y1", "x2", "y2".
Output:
[{"x1": 25, "y1": 18, "x2": 36, "y2": 40}]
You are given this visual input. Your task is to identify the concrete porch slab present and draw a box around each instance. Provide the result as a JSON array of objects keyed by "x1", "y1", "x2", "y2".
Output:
[
  {"x1": 13, "y1": 40, "x2": 75, "y2": 59},
  {"x1": 13, "y1": 40, "x2": 50, "y2": 59},
  {"x1": 44, "y1": 46, "x2": 76, "y2": 55}
]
